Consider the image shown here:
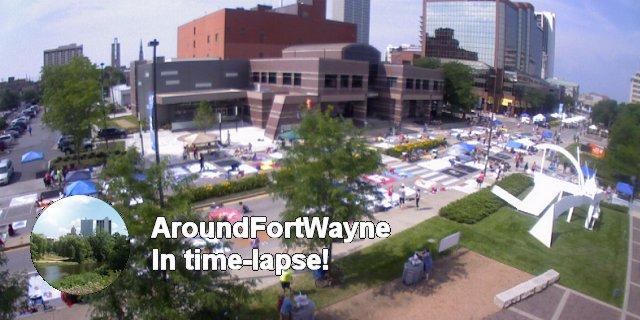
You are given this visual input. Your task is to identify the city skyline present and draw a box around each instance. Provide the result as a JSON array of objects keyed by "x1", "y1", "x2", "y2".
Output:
[
  {"x1": 32, "y1": 195, "x2": 128, "y2": 240},
  {"x1": 0, "y1": 0, "x2": 638, "y2": 101}
]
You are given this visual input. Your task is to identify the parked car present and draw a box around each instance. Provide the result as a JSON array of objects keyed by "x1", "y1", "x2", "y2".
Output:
[
  {"x1": 27, "y1": 105, "x2": 39, "y2": 114},
  {"x1": 11, "y1": 118, "x2": 28, "y2": 127},
  {"x1": 0, "y1": 159, "x2": 14, "y2": 185},
  {"x1": 57, "y1": 135, "x2": 93, "y2": 153},
  {"x1": 4, "y1": 130, "x2": 20, "y2": 138},
  {"x1": 7, "y1": 124, "x2": 25, "y2": 134},
  {"x1": 0, "y1": 141, "x2": 5, "y2": 152},
  {"x1": 97, "y1": 127, "x2": 127, "y2": 140},
  {"x1": 0, "y1": 134, "x2": 15, "y2": 146},
  {"x1": 20, "y1": 110, "x2": 35, "y2": 118}
]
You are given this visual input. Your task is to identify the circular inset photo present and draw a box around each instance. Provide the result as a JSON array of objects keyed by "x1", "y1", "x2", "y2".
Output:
[{"x1": 30, "y1": 195, "x2": 130, "y2": 295}]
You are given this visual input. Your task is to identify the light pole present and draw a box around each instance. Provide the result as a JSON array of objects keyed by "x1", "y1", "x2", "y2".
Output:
[
  {"x1": 217, "y1": 112, "x2": 222, "y2": 139},
  {"x1": 148, "y1": 39, "x2": 164, "y2": 206},
  {"x1": 483, "y1": 72, "x2": 499, "y2": 176},
  {"x1": 234, "y1": 105, "x2": 239, "y2": 132}
]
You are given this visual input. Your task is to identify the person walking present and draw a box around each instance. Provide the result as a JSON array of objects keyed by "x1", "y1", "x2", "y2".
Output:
[
  {"x1": 399, "y1": 184, "x2": 406, "y2": 208},
  {"x1": 27, "y1": 125, "x2": 32, "y2": 136},
  {"x1": 192, "y1": 145, "x2": 198, "y2": 160},
  {"x1": 280, "y1": 268, "x2": 294, "y2": 294},
  {"x1": 199, "y1": 154, "x2": 205, "y2": 172},
  {"x1": 476, "y1": 173, "x2": 485, "y2": 188},
  {"x1": 415, "y1": 189, "x2": 421, "y2": 210}
]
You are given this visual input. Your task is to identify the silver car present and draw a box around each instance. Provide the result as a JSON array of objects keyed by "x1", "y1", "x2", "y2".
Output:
[{"x1": 0, "y1": 159, "x2": 14, "y2": 185}]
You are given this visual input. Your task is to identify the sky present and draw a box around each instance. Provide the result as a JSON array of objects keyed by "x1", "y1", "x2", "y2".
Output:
[
  {"x1": 0, "y1": 0, "x2": 638, "y2": 102},
  {"x1": 32, "y1": 195, "x2": 128, "y2": 239}
]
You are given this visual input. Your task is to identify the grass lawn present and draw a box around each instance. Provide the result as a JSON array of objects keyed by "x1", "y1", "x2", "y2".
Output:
[
  {"x1": 94, "y1": 140, "x2": 126, "y2": 152},
  {"x1": 53, "y1": 270, "x2": 121, "y2": 295},
  {"x1": 107, "y1": 115, "x2": 140, "y2": 133},
  {"x1": 246, "y1": 204, "x2": 628, "y2": 317},
  {"x1": 34, "y1": 253, "x2": 78, "y2": 265}
]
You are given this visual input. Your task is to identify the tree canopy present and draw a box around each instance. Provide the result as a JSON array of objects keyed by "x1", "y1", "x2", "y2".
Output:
[
  {"x1": 194, "y1": 101, "x2": 215, "y2": 133},
  {"x1": 605, "y1": 103, "x2": 640, "y2": 185},
  {"x1": 42, "y1": 57, "x2": 102, "y2": 157},
  {"x1": 0, "y1": 89, "x2": 20, "y2": 111},
  {"x1": 270, "y1": 107, "x2": 382, "y2": 267},
  {"x1": 414, "y1": 57, "x2": 442, "y2": 69},
  {"x1": 0, "y1": 253, "x2": 25, "y2": 319},
  {"x1": 442, "y1": 62, "x2": 476, "y2": 116},
  {"x1": 591, "y1": 99, "x2": 619, "y2": 128}
]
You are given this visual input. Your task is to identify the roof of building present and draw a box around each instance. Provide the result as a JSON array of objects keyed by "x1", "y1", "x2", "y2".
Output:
[
  {"x1": 283, "y1": 43, "x2": 360, "y2": 53},
  {"x1": 546, "y1": 78, "x2": 579, "y2": 87}
]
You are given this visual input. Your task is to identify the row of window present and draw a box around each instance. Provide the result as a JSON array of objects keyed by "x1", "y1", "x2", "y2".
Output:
[
  {"x1": 386, "y1": 77, "x2": 442, "y2": 91},
  {"x1": 252, "y1": 72, "x2": 302, "y2": 86},
  {"x1": 323, "y1": 74, "x2": 364, "y2": 89}
]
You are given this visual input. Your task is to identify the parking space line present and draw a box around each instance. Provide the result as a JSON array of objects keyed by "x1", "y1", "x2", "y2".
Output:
[{"x1": 420, "y1": 172, "x2": 439, "y2": 179}]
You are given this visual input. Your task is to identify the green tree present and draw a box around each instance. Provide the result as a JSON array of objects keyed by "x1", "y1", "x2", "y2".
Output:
[
  {"x1": 0, "y1": 253, "x2": 26, "y2": 319},
  {"x1": 107, "y1": 233, "x2": 130, "y2": 271},
  {"x1": 270, "y1": 107, "x2": 382, "y2": 269},
  {"x1": 90, "y1": 148, "x2": 250, "y2": 319},
  {"x1": 521, "y1": 87, "x2": 545, "y2": 112},
  {"x1": 442, "y1": 62, "x2": 476, "y2": 118},
  {"x1": 88, "y1": 231, "x2": 115, "y2": 263},
  {"x1": 543, "y1": 92, "x2": 559, "y2": 114},
  {"x1": 20, "y1": 88, "x2": 40, "y2": 105},
  {"x1": 605, "y1": 103, "x2": 640, "y2": 189},
  {"x1": 414, "y1": 57, "x2": 442, "y2": 69},
  {"x1": 30, "y1": 233, "x2": 50, "y2": 260},
  {"x1": 194, "y1": 101, "x2": 215, "y2": 133},
  {"x1": 0, "y1": 89, "x2": 20, "y2": 111},
  {"x1": 55, "y1": 235, "x2": 92, "y2": 263},
  {"x1": 41, "y1": 57, "x2": 102, "y2": 162},
  {"x1": 591, "y1": 99, "x2": 619, "y2": 128}
]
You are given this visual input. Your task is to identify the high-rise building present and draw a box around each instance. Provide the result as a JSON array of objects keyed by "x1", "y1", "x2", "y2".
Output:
[
  {"x1": 536, "y1": 11, "x2": 556, "y2": 79},
  {"x1": 332, "y1": 0, "x2": 371, "y2": 44},
  {"x1": 111, "y1": 38, "x2": 121, "y2": 69},
  {"x1": 138, "y1": 40, "x2": 144, "y2": 61},
  {"x1": 421, "y1": 0, "x2": 544, "y2": 78},
  {"x1": 80, "y1": 219, "x2": 93, "y2": 237},
  {"x1": 43, "y1": 43, "x2": 83, "y2": 67},
  {"x1": 631, "y1": 71, "x2": 640, "y2": 103},
  {"x1": 70, "y1": 226, "x2": 77, "y2": 236},
  {"x1": 177, "y1": 0, "x2": 356, "y2": 60},
  {"x1": 96, "y1": 217, "x2": 112, "y2": 235}
]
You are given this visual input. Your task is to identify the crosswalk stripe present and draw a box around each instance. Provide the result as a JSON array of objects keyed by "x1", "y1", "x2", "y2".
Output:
[
  {"x1": 420, "y1": 172, "x2": 439, "y2": 179},
  {"x1": 389, "y1": 162, "x2": 411, "y2": 169},
  {"x1": 408, "y1": 168, "x2": 430, "y2": 176},
  {"x1": 442, "y1": 178, "x2": 459, "y2": 186},
  {"x1": 431, "y1": 175, "x2": 448, "y2": 182}
]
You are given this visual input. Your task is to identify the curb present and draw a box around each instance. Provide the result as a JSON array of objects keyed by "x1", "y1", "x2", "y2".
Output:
[{"x1": 1, "y1": 242, "x2": 30, "y2": 252}]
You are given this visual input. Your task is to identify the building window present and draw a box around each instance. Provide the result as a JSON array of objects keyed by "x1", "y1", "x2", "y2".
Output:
[
  {"x1": 268, "y1": 72, "x2": 276, "y2": 84},
  {"x1": 406, "y1": 79, "x2": 414, "y2": 89},
  {"x1": 283, "y1": 73, "x2": 292, "y2": 85},
  {"x1": 195, "y1": 82, "x2": 212, "y2": 88},
  {"x1": 166, "y1": 80, "x2": 180, "y2": 86},
  {"x1": 160, "y1": 70, "x2": 178, "y2": 76},
  {"x1": 259, "y1": 32, "x2": 265, "y2": 43},
  {"x1": 433, "y1": 81, "x2": 439, "y2": 90},
  {"x1": 225, "y1": 72, "x2": 238, "y2": 78},
  {"x1": 193, "y1": 40, "x2": 196, "y2": 48},
  {"x1": 215, "y1": 33, "x2": 219, "y2": 42},
  {"x1": 252, "y1": 72, "x2": 260, "y2": 82},
  {"x1": 193, "y1": 27, "x2": 196, "y2": 35},
  {"x1": 423, "y1": 80, "x2": 430, "y2": 90},
  {"x1": 340, "y1": 75, "x2": 350, "y2": 88},
  {"x1": 324, "y1": 75, "x2": 338, "y2": 88},
  {"x1": 386, "y1": 77, "x2": 398, "y2": 87},
  {"x1": 294, "y1": 73, "x2": 302, "y2": 86},
  {"x1": 207, "y1": 35, "x2": 210, "y2": 43},
  {"x1": 259, "y1": 52, "x2": 264, "y2": 58},
  {"x1": 260, "y1": 72, "x2": 267, "y2": 83},
  {"x1": 352, "y1": 75, "x2": 363, "y2": 88}
]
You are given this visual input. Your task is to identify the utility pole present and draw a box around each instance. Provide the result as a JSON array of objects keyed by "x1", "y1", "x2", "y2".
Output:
[
  {"x1": 483, "y1": 72, "x2": 499, "y2": 176},
  {"x1": 148, "y1": 39, "x2": 164, "y2": 206}
]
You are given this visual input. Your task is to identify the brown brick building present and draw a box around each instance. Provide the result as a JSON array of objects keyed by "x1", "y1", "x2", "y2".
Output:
[{"x1": 177, "y1": 0, "x2": 357, "y2": 60}]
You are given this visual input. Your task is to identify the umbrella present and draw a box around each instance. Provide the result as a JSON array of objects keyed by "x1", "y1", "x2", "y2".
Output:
[
  {"x1": 506, "y1": 140, "x2": 523, "y2": 149},
  {"x1": 208, "y1": 207, "x2": 243, "y2": 224},
  {"x1": 21, "y1": 151, "x2": 44, "y2": 163},
  {"x1": 616, "y1": 182, "x2": 633, "y2": 196},
  {"x1": 542, "y1": 130, "x2": 553, "y2": 139},
  {"x1": 179, "y1": 132, "x2": 218, "y2": 145},
  {"x1": 64, "y1": 180, "x2": 98, "y2": 196},
  {"x1": 65, "y1": 170, "x2": 91, "y2": 183}
]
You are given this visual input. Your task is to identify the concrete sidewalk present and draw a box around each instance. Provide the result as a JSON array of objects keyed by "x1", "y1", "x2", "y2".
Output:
[{"x1": 622, "y1": 199, "x2": 640, "y2": 320}]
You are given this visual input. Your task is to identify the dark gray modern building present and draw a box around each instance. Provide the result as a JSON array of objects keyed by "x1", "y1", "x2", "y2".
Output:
[
  {"x1": 111, "y1": 38, "x2": 121, "y2": 69},
  {"x1": 421, "y1": 0, "x2": 544, "y2": 78},
  {"x1": 131, "y1": 43, "x2": 444, "y2": 138},
  {"x1": 43, "y1": 43, "x2": 83, "y2": 67},
  {"x1": 332, "y1": 0, "x2": 371, "y2": 44}
]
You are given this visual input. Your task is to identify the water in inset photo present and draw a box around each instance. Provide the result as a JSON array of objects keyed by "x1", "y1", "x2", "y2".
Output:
[{"x1": 30, "y1": 195, "x2": 130, "y2": 295}]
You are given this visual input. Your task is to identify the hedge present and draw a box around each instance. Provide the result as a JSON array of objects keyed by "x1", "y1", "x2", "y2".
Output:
[
  {"x1": 600, "y1": 202, "x2": 629, "y2": 214},
  {"x1": 51, "y1": 150, "x2": 126, "y2": 170},
  {"x1": 173, "y1": 173, "x2": 269, "y2": 204},
  {"x1": 439, "y1": 173, "x2": 533, "y2": 224},
  {"x1": 384, "y1": 138, "x2": 446, "y2": 158}
]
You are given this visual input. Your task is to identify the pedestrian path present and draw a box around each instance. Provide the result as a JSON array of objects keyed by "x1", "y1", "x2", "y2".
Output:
[
  {"x1": 622, "y1": 200, "x2": 640, "y2": 320},
  {"x1": 9, "y1": 193, "x2": 38, "y2": 208},
  {"x1": 387, "y1": 162, "x2": 431, "y2": 178}
]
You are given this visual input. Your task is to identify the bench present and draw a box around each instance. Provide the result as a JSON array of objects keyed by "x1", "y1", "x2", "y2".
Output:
[{"x1": 494, "y1": 269, "x2": 560, "y2": 308}]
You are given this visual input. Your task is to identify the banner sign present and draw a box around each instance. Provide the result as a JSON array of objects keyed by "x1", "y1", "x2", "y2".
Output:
[
  {"x1": 147, "y1": 93, "x2": 156, "y2": 151},
  {"x1": 438, "y1": 232, "x2": 461, "y2": 253}
]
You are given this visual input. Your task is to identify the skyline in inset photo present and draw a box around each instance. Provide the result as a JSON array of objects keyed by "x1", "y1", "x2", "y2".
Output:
[{"x1": 32, "y1": 195, "x2": 128, "y2": 240}]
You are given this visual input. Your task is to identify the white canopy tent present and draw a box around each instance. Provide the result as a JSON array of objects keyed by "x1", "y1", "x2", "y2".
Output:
[{"x1": 533, "y1": 114, "x2": 546, "y2": 122}]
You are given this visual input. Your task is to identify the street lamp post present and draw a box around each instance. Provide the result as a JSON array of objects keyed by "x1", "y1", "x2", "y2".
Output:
[
  {"x1": 148, "y1": 39, "x2": 164, "y2": 206},
  {"x1": 217, "y1": 112, "x2": 222, "y2": 138},
  {"x1": 234, "y1": 105, "x2": 238, "y2": 132},
  {"x1": 483, "y1": 72, "x2": 499, "y2": 176}
]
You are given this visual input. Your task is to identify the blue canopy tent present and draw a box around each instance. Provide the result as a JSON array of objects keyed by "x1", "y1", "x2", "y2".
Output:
[
  {"x1": 458, "y1": 143, "x2": 475, "y2": 153},
  {"x1": 506, "y1": 140, "x2": 523, "y2": 149},
  {"x1": 65, "y1": 170, "x2": 91, "y2": 183},
  {"x1": 581, "y1": 165, "x2": 595, "y2": 179},
  {"x1": 616, "y1": 182, "x2": 634, "y2": 197},
  {"x1": 64, "y1": 180, "x2": 98, "y2": 196},
  {"x1": 542, "y1": 130, "x2": 553, "y2": 139},
  {"x1": 521, "y1": 113, "x2": 530, "y2": 118},
  {"x1": 21, "y1": 151, "x2": 44, "y2": 163},
  {"x1": 133, "y1": 173, "x2": 147, "y2": 182},
  {"x1": 492, "y1": 119, "x2": 503, "y2": 126}
]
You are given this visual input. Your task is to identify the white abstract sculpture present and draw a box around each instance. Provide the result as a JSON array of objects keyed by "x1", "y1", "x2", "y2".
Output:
[{"x1": 492, "y1": 144, "x2": 605, "y2": 248}]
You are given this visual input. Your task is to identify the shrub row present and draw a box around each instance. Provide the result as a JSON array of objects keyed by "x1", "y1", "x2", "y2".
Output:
[
  {"x1": 384, "y1": 138, "x2": 446, "y2": 157},
  {"x1": 173, "y1": 173, "x2": 270, "y2": 204},
  {"x1": 439, "y1": 173, "x2": 533, "y2": 224},
  {"x1": 600, "y1": 202, "x2": 629, "y2": 214},
  {"x1": 51, "y1": 150, "x2": 126, "y2": 170}
]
